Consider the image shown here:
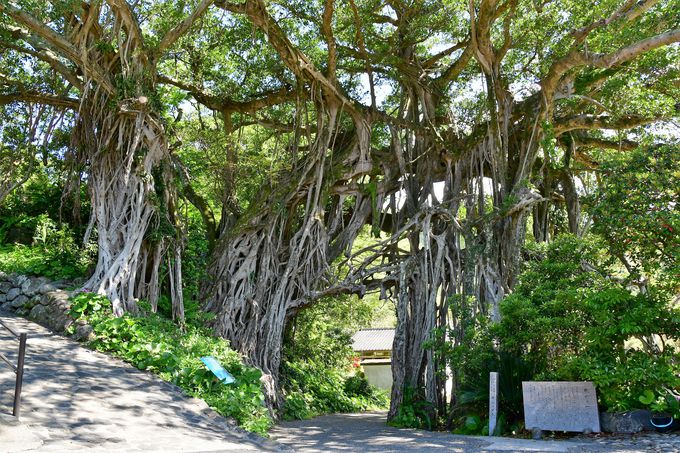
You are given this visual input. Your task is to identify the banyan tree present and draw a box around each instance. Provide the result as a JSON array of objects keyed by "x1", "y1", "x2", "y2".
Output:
[
  {"x1": 2, "y1": 0, "x2": 678, "y2": 418},
  {"x1": 0, "y1": 0, "x2": 217, "y2": 316}
]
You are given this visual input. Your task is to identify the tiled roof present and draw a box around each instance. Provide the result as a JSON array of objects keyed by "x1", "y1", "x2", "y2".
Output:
[{"x1": 352, "y1": 328, "x2": 395, "y2": 352}]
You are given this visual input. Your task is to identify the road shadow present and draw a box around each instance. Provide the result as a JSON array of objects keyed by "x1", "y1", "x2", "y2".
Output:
[{"x1": 0, "y1": 311, "x2": 274, "y2": 452}]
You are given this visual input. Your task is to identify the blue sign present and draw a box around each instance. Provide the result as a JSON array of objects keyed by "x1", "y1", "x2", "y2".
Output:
[{"x1": 200, "y1": 356, "x2": 236, "y2": 384}]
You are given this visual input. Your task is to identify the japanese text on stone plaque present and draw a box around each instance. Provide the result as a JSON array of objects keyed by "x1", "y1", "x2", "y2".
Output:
[{"x1": 522, "y1": 381, "x2": 600, "y2": 433}]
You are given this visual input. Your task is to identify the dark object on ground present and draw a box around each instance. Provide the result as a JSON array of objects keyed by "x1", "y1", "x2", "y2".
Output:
[
  {"x1": 600, "y1": 411, "x2": 655, "y2": 433},
  {"x1": 650, "y1": 414, "x2": 677, "y2": 433}
]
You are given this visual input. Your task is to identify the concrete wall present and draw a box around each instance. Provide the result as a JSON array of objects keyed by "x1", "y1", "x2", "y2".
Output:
[
  {"x1": 363, "y1": 364, "x2": 392, "y2": 391},
  {"x1": 362, "y1": 361, "x2": 455, "y2": 400}
]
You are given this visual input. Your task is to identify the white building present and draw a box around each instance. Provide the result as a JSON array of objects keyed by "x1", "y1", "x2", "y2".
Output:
[{"x1": 351, "y1": 328, "x2": 394, "y2": 391}]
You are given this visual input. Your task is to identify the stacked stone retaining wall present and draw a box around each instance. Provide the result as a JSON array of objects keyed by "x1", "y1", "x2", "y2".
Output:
[{"x1": 0, "y1": 272, "x2": 91, "y2": 339}]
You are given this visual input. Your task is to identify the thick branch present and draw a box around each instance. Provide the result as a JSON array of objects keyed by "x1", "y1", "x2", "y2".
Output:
[
  {"x1": 105, "y1": 0, "x2": 144, "y2": 48},
  {"x1": 348, "y1": 0, "x2": 375, "y2": 108},
  {"x1": 572, "y1": 0, "x2": 660, "y2": 44},
  {"x1": 572, "y1": 135, "x2": 638, "y2": 151},
  {"x1": 542, "y1": 29, "x2": 680, "y2": 99},
  {"x1": 0, "y1": 3, "x2": 81, "y2": 64},
  {"x1": 321, "y1": 0, "x2": 337, "y2": 81},
  {"x1": 585, "y1": 29, "x2": 680, "y2": 69},
  {"x1": 155, "y1": 0, "x2": 214, "y2": 58},
  {"x1": 158, "y1": 75, "x2": 295, "y2": 114},
  {"x1": 554, "y1": 114, "x2": 663, "y2": 134},
  {"x1": 423, "y1": 40, "x2": 469, "y2": 69},
  {"x1": 0, "y1": 2, "x2": 113, "y2": 93},
  {"x1": 437, "y1": 44, "x2": 473, "y2": 84},
  {"x1": 468, "y1": 0, "x2": 501, "y2": 75},
  {"x1": 217, "y1": 0, "x2": 359, "y2": 115},
  {"x1": 223, "y1": 86, "x2": 295, "y2": 114},
  {"x1": 158, "y1": 75, "x2": 222, "y2": 109},
  {"x1": 1, "y1": 27, "x2": 83, "y2": 90},
  {"x1": 0, "y1": 91, "x2": 79, "y2": 109}
]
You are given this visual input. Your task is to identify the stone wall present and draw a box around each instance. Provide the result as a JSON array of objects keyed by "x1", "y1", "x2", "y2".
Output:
[{"x1": 0, "y1": 272, "x2": 91, "y2": 339}]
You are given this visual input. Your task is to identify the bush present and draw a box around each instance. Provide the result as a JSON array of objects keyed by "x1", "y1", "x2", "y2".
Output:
[
  {"x1": 439, "y1": 235, "x2": 680, "y2": 433},
  {"x1": 492, "y1": 235, "x2": 680, "y2": 414},
  {"x1": 587, "y1": 144, "x2": 680, "y2": 289},
  {"x1": 0, "y1": 224, "x2": 94, "y2": 280},
  {"x1": 388, "y1": 385, "x2": 435, "y2": 430},
  {"x1": 280, "y1": 293, "x2": 390, "y2": 420},
  {"x1": 0, "y1": 171, "x2": 88, "y2": 244},
  {"x1": 68, "y1": 292, "x2": 272, "y2": 434},
  {"x1": 281, "y1": 360, "x2": 389, "y2": 420},
  {"x1": 566, "y1": 288, "x2": 680, "y2": 411}
]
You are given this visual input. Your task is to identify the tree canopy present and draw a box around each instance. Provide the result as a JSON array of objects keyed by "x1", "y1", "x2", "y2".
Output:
[{"x1": 1, "y1": 0, "x2": 678, "y2": 419}]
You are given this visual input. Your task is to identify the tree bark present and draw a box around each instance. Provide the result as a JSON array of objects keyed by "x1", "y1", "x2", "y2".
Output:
[{"x1": 203, "y1": 99, "x2": 371, "y2": 411}]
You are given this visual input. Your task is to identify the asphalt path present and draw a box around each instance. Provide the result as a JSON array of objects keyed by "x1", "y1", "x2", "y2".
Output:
[
  {"x1": 270, "y1": 411, "x2": 588, "y2": 452},
  {"x1": 0, "y1": 310, "x2": 283, "y2": 452}
]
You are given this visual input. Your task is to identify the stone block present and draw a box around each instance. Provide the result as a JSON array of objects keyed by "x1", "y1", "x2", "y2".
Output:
[
  {"x1": 10, "y1": 294, "x2": 29, "y2": 309},
  {"x1": 29, "y1": 304, "x2": 49, "y2": 325},
  {"x1": 41, "y1": 290, "x2": 71, "y2": 306},
  {"x1": 38, "y1": 283, "x2": 58, "y2": 294},
  {"x1": 73, "y1": 324, "x2": 94, "y2": 342},
  {"x1": 25, "y1": 296, "x2": 41, "y2": 309},
  {"x1": 13, "y1": 274, "x2": 29, "y2": 288},
  {"x1": 23, "y1": 277, "x2": 51, "y2": 297},
  {"x1": 6, "y1": 287, "x2": 21, "y2": 301},
  {"x1": 21, "y1": 278, "x2": 32, "y2": 293},
  {"x1": 27, "y1": 290, "x2": 74, "y2": 332},
  {"x1": 600, "y1": 411, "x2": 654, "y2": 433},
  {"x1": 523, "y1": 381, "x2": 601, "y2": 433}
]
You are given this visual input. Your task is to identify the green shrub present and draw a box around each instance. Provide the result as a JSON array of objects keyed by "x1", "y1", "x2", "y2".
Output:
[
  {"x1": 564, "y1": 289, "x2": 680, "y2": 411},
  {"x1": 0, "y1": 171, "x2": 88, "y2": 244},
  {"x1": 587, "y1": 144, "x2": 680, "y2": 289},
  {"x1": 281, "y1": 360, "x2": 389, "y2": 420},
  {"x1": 68, "y1": 292, "x2": 272, "y2": 434},
  {"x1": 452, "y1": 414, "x2": 485, "y2": 435},
  {"x1": 439, "y1": 235, "x2": 680, "y2": 433},
  {"x1": 388, "y1": 385, "x2": 435, "y2": 430},
  {"x1": 0, "y1": 215, "x2": 95, "y2": 279},
  {"x1": 179, "y1": 215, "x2": 210, "y2": 304},
  {"x1": 280, "y1": 293, "x2": 390, "y2": 420},
  {"x1": 492, "y1": 235, "x2": 680, "y2": 414},
  {"x1": 343, "y1": 372, "x2": 371, "y2": 397}
]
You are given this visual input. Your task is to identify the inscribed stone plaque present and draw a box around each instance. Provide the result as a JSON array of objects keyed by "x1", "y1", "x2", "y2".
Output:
[
  {"x1": 522, "y1": 381, "x2": 600, "y2": 433},
  {"x1": 489, "y1": 372, "x2": 499, "y2": 436}
]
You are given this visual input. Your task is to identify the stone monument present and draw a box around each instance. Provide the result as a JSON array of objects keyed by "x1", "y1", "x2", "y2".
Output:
[
  {"x1": 522, "y1": 381, "x2": 600, "y2": 435},
  {"x1": 489, "y1": 372, "x2": 499, "y2": 436}
]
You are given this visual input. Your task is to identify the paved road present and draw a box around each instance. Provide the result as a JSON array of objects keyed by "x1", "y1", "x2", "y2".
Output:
[
  {"x1": 270, "y1": 412, "x2": 582, "y2": 452},
  {"x1": 3, "y1": 311, "x2": 678, "y2": 453},
  {"x1": 271, "y1": 412, "x2": 680, "y2": 453},
  {"x1": 0, "y1": 311, "x2": 282, "y2": 452}
]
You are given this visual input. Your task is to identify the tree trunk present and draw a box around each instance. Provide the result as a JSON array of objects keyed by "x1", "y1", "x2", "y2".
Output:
[
  {"x1": 78, "y1": 94, "x2": 173, "y2": 315},
  {"x1": 560, "y1": 169, "x2": 581, "y2": 236},
  {"x1": 203, "y1": 100, "x2": 372, "y2": 412}
]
